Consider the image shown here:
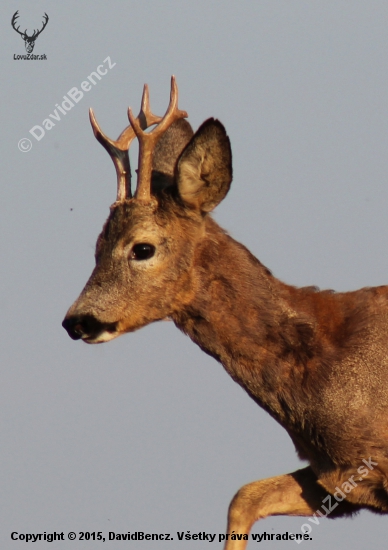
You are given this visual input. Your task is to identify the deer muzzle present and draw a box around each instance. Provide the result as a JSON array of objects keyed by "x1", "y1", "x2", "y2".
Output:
[{"x1": 62, "y1": 313, "x2": 118, "y2": 344}]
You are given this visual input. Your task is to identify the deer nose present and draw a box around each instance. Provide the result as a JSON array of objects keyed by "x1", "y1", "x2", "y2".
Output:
[
  {"x1": 62, "y1": 314, "x2": 118, "y2": 341},
  {"x1": 62, "y1": 316, "x2": 87, "y2": 340},
  {"x1": 62, "y1": 315, "x2": 97, "y2": 340}
]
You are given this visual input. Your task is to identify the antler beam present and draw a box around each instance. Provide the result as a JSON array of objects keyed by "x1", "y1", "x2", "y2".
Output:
[
  {"x1": 128, "y1": 76, "x2": 188, "y2": 201},
  {"x1": 89, "y1": 85, "x2": 162, "y2": 201}
]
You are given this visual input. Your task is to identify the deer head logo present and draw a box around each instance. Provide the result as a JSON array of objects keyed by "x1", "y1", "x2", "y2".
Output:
[{"x1": 11, "y1": 11, "x2": 49, "y2": 53}]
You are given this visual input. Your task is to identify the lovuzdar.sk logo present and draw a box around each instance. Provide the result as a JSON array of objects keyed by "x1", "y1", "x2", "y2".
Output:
[{"x1": 12, "y1": 10, "x2": 49, "y2": 60}]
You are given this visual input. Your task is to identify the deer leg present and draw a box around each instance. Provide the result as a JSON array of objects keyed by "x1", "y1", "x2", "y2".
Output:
[{"x1": 223, "y1": 466, "x2": 331, "y2": 550}]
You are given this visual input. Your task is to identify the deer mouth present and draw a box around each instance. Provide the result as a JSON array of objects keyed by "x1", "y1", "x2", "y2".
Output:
[
  {"x1": 62, "y1": 314, "x2": 119, "y2": 344},
  {"x1": 82, "y1": 332, "x2": 119, "y2": 344}
]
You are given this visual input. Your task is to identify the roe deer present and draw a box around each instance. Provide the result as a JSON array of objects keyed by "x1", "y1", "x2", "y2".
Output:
[{"x1": 63, "y1": 77, "x2": 388, "y2": 549}]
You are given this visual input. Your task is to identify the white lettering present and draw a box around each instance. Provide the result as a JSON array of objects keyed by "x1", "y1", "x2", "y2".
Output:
[
  {"x1": 22, "y1": 56, "x2": 116, "y2": 147},
  {"x1": 43, "y1": 119, "x2": 55, "y2": 130},
  {"x1": 362, "y1": 457, "x2": 378, "y2": 470},
  {"x1": 81, "y1": 81, "x2": 92, "y2": 92},
  {"x1": 29, "y1": 125, "x2": 45, "y2": 140},
  {"x1": 50, "y1": 109, "x2": 61, "y2": 121},
  {"x1": 104, "y1": 56, "x2": 116, "y2": 69},
  {"x1": 88, "y1": 71, "x2": 102, "y2": 85},
  {"x1": 97, "y1": 64, "x2": 107, "y2": 76},
  {"x1": 61, "y1": 96, "x2": 74, "y2": 111},
  {"x1": 67, "y1": 87, "x2": 84, "y2": 103}
]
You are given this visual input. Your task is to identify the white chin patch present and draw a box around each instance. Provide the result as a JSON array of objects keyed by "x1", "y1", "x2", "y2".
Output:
[{"x1": 83, "y1": 331, "x2": 119, "y2": 344}]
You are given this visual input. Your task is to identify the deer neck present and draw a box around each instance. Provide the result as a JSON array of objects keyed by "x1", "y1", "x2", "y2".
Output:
[{"x1": 172, "y1": 216, "x2": 321, "y2": 427}]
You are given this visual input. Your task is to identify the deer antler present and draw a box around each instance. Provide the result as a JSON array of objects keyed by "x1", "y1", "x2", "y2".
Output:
[
  {"x1": 128, "y1": 76, "x2": 188, "y2": 201},
  {"x1": 31, "y1": 13, "x2": 49, "y2": 39},
  {"x1": 11, "y1": 11, "x2": 49, "y2": 39},
  {"x1": 89, "y1": 85, "x2": 162, "y2": 201},
  {"x1": 11, "y1": 11, "x2": 25, "y2": 37}
]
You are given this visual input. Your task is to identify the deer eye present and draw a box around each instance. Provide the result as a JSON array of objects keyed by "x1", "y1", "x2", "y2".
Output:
[{"x1": 130, "y1": 243, "x2": 155, "y2": 261}]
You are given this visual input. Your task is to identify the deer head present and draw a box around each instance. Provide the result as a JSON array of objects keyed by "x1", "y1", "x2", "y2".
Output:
[
  {"x1": 11, "y1": 11, "x2": 49, "y2": 53},
  {"x1": 62, "y1": 77, "x2": 232, "y2": 343}
]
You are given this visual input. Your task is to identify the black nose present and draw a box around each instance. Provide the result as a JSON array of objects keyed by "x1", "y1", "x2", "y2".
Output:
[
  {"x1": 62, "y1": 314, "x2": 118, "y2": 341},
  {"x1": 62, "y1": 316, "x2": 88, "y2": 340},
  {"x1": 62, "y1": 314, "x2": 103, "y2": 340}
]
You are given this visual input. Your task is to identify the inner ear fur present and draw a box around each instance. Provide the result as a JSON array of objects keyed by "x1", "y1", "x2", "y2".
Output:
[{"x1": 176, "y1": 118, "x2": 232, "y2": 212}]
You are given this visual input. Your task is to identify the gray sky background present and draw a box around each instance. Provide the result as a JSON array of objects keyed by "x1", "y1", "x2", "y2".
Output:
[{"x1": 2, "y1": 1, "x2": 388, "y2": 548}]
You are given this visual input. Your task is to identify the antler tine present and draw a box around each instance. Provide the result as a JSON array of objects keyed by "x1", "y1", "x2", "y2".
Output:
[
  {"x1": 89, "y1": 86, "x2": 163, "y2": 202},
  {"x1": 33, "y1": 13, "x2": 49, "y2": 38},
  {"x1": 136, "y1": 84, "x2": 163, "y2": 129},
  {"x1": 128, "y1": 76, "x2": 188, "y2": 201},
  {"x1": 89, "y1": 108, "x2": 134, "y2": 201},
  {"x1": 11, "y1": 11, "x2": 24, "y2": 36}
]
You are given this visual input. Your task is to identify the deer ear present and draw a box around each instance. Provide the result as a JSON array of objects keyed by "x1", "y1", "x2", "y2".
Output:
[
  {"x1": 176, "y1": 118, "x2": 232, "y2": 212},
  {"x1": 151, "y1": 119, "x2": 194, "y2": 193}
]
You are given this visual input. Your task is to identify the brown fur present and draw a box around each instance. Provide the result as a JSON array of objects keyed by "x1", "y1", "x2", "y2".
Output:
[{"x1": 63, "y1": 107, "x2": 388, "y2": 550}]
